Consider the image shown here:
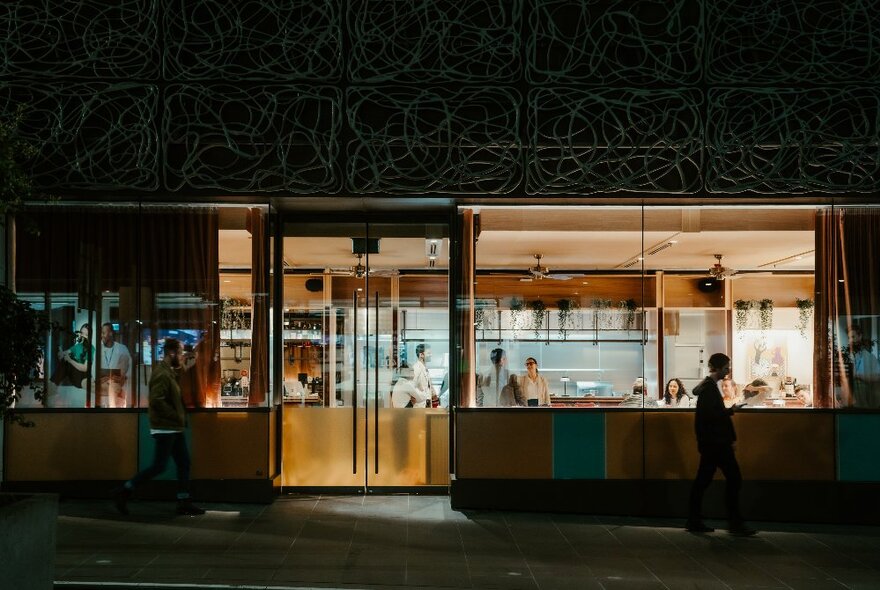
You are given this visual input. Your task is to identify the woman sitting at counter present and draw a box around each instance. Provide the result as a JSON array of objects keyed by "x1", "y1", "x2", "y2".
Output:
[
  {"x1": 518, "y1": 357, "x2": 551, "y2": 406},
  {"x1": 663, "y1": 378, "x2": 691, "y2": 407}
]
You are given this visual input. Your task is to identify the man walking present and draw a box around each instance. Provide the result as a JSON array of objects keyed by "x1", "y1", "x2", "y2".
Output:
[
  {"x1": 113, "y1": 338, "x2": 204, "y2": 516},
  {"x1": 686, "y1": 352, "x2": 755, "y2": 536}
]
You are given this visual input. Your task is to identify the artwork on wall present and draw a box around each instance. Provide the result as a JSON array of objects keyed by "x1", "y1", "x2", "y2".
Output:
[{"x1": 744, "y1": 332, "x2": 787, "y2": 383}]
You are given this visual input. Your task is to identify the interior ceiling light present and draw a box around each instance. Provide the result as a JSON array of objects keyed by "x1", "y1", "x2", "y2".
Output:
[{"x1": 758, "y1": 249, "x2": 815, "y2": 269}]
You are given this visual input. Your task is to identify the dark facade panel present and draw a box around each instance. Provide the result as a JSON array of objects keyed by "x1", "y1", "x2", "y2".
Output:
[
  {"x1": 346, "y1": 86, "x2": 522, "y2": 194},
  {"x1": 527, "y1": 0, "x2": 702, "y2": 86},
  {"x1": 0, "y1": 82, "x2": 159, "y2": 190},
  {"x1": 0, "y1": 0, "x2": 160, "y2": 79},
  {"x1": 163, "y1": 84, "x2": 341, "y2": 193},
  {"x1": 527, "y1": 88, "x2": 703, "y2": 194},
  {"x1": 347, "y1": 0, "x2": 522, "y2": 83},
  {"x1": 162, "y1": 0, "x2": 342, "y2": 81},
  {"x1": 706, "y1": 87, "x2": 880, "y2": 194},
  {"x1": 706, "y1": 0, "x2": 880, "y2": 84}
]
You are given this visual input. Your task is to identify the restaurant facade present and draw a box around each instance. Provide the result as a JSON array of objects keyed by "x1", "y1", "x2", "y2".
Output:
[{"x1": 2, "y1": 1, "x2": 879, "y2": 524}]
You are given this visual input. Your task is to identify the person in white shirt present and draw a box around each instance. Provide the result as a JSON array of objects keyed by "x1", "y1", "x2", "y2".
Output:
[
  {"x1": 412, "y1": 343, "x2": 438, "y2": 407},
  {"x1": 477, "y1": 348, "x2": 510, "y2": 407},
  {"x1": 99, "y1": 323, "x2": 132, "y2": 408},
  {"x1": 517, "y1": 357, "x2": 551, "y2": 406},
  {"x1": 663, "y1": 378, "x2": 692, "y2": 407},
  {"x1": 849, "y1": 325, "x2": 880, "y2": 408}
]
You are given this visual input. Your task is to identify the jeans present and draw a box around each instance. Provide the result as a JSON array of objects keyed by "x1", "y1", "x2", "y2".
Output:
[
  {"x1": 130, "y1": 432, "x2": 191, "y2": 497},
  {"x1": 688, "y1": 444, "x2": 743, "y2": 527}
]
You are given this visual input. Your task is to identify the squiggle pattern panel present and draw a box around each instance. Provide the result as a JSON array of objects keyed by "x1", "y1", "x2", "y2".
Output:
[
  {"x1": 347, "y1": 0, "x2": 521, "y2": 82},
  {"x1": 707, "y1": 88, "x2": 880, "y2": 193},
  {"x1": 0, "y1": 83, "x2": 159, "y2": 190},
  {"x1": 346, "y1": 86, "x2": 521, "y2": 193},
  {"x1": 527, "y1": 88, "x2": 702, "y2": 194},
  {"x1": 707, "y1": 0, "x2": 880, "y2": 83},
  {"x1": 164, "y1": 84, "x2": 340, "y2": 193},
  {"x1": 528, "y1": 0, "x2": 702, "y2": 85},
  {"x1": 0, "y1": 0, "x2": 159, "y2": 79},
  {"x1": 163, "y1": 0, "x2": 341, "y2": 81}
]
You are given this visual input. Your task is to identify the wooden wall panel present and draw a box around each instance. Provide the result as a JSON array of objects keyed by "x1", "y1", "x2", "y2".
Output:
[
  {"x1": 731, "y1": 275, "x2": 814, "y2": 307},
  {"x1": 734, "y1": 412, "x2": 834, "y2": 480},
  {"x1": 190, "y1": 412, "x2": 269, "y2": 479},
  {"x1": 456, "y1": 411, "x2": 553, "y2": 479},
  {"x1": 5, "y1": 413, "x2": 138, "y2": 481},
  {"x1": 645, "y1": 412, "x2": 699, "y2": 479},
  {"x1": 664, "y1": 275, "x2": 725, "y2": 308},
  {"x1": 476, "y1": 276, "x2": 656, "y2": 308},
  {"x1": 605, "y1": 412, "x2": 645, "y2": 479}
]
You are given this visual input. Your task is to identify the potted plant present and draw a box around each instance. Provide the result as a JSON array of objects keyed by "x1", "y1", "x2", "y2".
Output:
[
  {"x1": 528, "y1": 299, "x2": 547, "y2": 339},
  {"x1": 509, "y1": 297, "x2": 524, "y2": 339},
  {"x1": 795, "y1": 298, "x2": 814, "y2": 338},
  {"x1": 618, "y1": 298, "x2": 638, "y2": 331},
  {"x1": 758, "y1": 298, "x2": 774, "y2": 333},
  {"x1": 556, "y1": 298, "x2": 578, "y2": 340},
  {"x1": 734, "y1": 299, "x2": 753, "y2": 336}
]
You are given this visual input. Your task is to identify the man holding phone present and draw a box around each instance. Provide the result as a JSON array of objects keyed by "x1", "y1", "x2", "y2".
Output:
[{"x1": 686, "y1": 352, "x2": 756, "y2": 536}]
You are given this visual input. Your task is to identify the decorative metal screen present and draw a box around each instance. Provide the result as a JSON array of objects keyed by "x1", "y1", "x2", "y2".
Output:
[{"x1": 1, "y1": 0, "x2": 878, "y2": 196}]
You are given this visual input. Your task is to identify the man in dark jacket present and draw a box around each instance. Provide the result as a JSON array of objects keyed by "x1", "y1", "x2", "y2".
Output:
[
  {"x1": 686, "y1": 352, "x2": 755, "y2": 536},
  {"x1": 113, "y1": 338, "x2": 204, "y2": 516}
]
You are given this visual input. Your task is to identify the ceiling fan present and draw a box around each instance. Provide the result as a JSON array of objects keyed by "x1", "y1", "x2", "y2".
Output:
[
  {"x1": 708, "y1": 254, "x2": 740, "y2": 280},
  {"x1": 520, "y1": 254, "x2": 582, "y2": 282},
  {"x1": 326, "y1": 253, "x2": 397, "y2": 278}
]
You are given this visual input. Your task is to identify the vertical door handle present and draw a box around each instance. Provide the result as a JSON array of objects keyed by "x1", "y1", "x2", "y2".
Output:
[
  {"x1": 352, "y1": 290, "x2": 358, "y2": 475},
  {"x1": 374, "y1": 291, "x2": 380, "y2": 474}
]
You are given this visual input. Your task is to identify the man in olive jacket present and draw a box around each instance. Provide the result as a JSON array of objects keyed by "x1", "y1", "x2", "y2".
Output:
[
  {"x1": 113, "y1": 338, "x2": 204, "y2": 516},
  {"x1": 686, "y1": 352, "x2": 755, "y2": 536}
]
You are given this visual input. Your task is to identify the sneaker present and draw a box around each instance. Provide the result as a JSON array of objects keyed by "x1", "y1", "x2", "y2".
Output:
[
  {"x1": 685, "y1": 522, "x2": 715, "y2": 533},
  {"x1": 112, "y1": 486, "x2": 131, "y2": 515},
  {"x1": 176, "y1": 499, "x2": 206, "y2": 516},
  {"x1": 729, "y1": 527, "x2": 758, "y2": 537}
]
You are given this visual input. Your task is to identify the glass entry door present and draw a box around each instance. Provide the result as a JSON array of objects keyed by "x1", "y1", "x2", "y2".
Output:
[{"x1": 280, "y1": 220, "x2": 450, "y2": 491}]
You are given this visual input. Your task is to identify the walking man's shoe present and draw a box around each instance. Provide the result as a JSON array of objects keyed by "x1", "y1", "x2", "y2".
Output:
[
  {"x1": 729, "y1": 526, "x2": 758, "y2": 537},
  {"x1": 176, "y1": 499, "x2": 206, "y2": 515},
  {"x1": 685, "y1": 522, "x2": 715, "y2": 533},
  {"x1": 112, "y1": 486, "x2": 131, "y2": 515}
]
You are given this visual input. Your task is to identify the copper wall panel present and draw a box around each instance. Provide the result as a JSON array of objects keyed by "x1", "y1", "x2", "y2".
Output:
[
  {"x1": 605, "y1": 412, "x2": 644, "y2": 479},
  {"x1": 734, "y1": 413, "x2": 834, "y2": 480},
  {"x1": 645, "y1": 412, "x2": 700, "y2": 479},
  {"x1": 456, "y1": 412, "x2": 552, "y2": 479},
  {"x1": 190, "y1": 412, "x2": 269, "y2": 479},
  {"x1": 5, "y1": 413, "x2": 138, "y2": 481}
]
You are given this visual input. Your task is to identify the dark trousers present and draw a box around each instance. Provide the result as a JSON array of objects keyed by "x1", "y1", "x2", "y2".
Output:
[
  {"x1": 688, "y1": 444, "x2": 743, "y2": 526},
  {"x1": 130, "y1": 432, "x2": 191, "y2": 497}
]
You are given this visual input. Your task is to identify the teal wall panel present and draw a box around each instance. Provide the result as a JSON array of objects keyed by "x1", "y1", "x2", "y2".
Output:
[
  {"x1": 837, "y1": 414, "x2": 880, "y2": 482},
  {"x1": 137, "y1": 413, "x2": 190, "y2": 481},
  {"x1": 552, "y1": 413, "x2": 605, "y2": 479}
]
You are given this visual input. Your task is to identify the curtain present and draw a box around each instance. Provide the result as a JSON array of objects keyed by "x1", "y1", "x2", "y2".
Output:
[
  {"x1": 815, "y1": 207, "x2": 880, "y2": 408},
  {"x1": 139, "y1": 206, "x2": 220, "y2": 408},
  {"x1": 248, "y1": 207, "x2": 268, "y2": 405},
  {"x1": 458, "y1": 210, "x2": 476, "y2": 408}
]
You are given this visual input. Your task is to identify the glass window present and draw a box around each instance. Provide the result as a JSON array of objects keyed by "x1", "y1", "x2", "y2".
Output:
[{"x1": 13, "y1": 203, "x2": 269, "y2": 410}]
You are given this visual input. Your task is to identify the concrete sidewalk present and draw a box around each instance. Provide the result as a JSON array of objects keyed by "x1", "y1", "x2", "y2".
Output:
[{"x1": 54, "y1": 495, "x2": 880, "y2": 589}]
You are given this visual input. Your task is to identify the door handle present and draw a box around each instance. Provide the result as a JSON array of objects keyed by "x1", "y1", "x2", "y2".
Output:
[
  {"x1": 352, "y1": 290, "x2": 358, "y2": 475},
  {"x1": 374, "y1": 291, "x2": 380, "y2": 474}
]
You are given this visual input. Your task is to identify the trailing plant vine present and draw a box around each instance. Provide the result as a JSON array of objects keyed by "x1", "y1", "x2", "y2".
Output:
[
  {"x1": 528, "y1": 300, "x2": 547, "y2": 339},
  {"x1": 734, "y1": 299, "x2": 752, "y2": 335},
  {"x1": 619, "y1": 298, "x2": 637, "y2": 331},
  {"x1": 509, "y1": 297, "x2": 524, "y2": 339},
  {"x1": 758, "y1": 298, "x2": 774, "y2": 332},
  {"x1": 795, "y1": 298, "x2": 814, "y2": 338},
  {"x1": 556, "y1": 298, "x2": 578, "y2": 340}
]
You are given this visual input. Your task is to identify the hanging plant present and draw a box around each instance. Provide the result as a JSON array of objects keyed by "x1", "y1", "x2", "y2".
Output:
[
  {"x1": 528, "y1": 300, "x2": 547, "y2": 339},
  {"x1": 618, "y1": 298, "x2": 638, "y2": 331},
  {"x1": 474, "y1": 306, "x2": 485, "y2": 331},
  {"x1": 591, "y1": 298, "x2": 612, "y2": 331},
  {"x1": 758, "y1": 298, "x2": 774, "y2": 332},
  {"x1": 795, "y1": 298, "x2": 814, "y2": 338},
  {"x1": 220, "y1": 297, "x2": 250, "y2": 334},
  {"x1": 509, "y1": 298, "x2": 524, "y2": 339},
  {"x1": 556, "y1": 298, "x2": 579, "y2": 340},
  {"x1": 734, "y1": 299, "x2": 752, "y2": 335}
]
